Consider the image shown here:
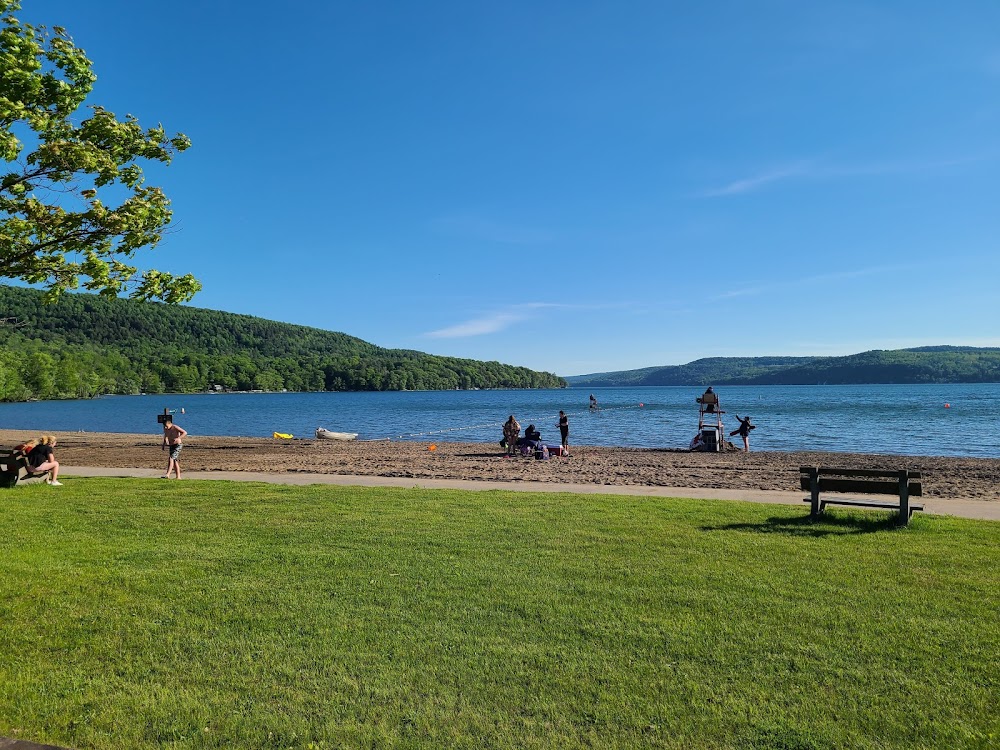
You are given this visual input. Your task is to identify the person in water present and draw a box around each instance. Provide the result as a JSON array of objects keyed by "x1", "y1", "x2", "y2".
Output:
[
  {"x1": 730, "y1": 414, "x2": 755, "y2": 452},
  {"x1": 589, "y1": 394, "x2": 599, "y2": 410}
]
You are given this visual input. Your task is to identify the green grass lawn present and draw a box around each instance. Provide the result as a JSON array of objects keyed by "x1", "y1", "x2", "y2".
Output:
[{"x1": 1, "y1": 479, "x2": 997, "y2": 750}]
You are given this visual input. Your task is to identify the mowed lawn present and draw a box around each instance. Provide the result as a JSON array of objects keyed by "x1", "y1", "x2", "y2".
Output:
[{"x1": 1, "y1": 479, "x2": 997, "y2": 750}]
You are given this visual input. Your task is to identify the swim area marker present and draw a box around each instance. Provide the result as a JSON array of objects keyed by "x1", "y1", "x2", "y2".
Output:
[{"x1": 371, "y1": 403, "x2": 647, "y2": 442}]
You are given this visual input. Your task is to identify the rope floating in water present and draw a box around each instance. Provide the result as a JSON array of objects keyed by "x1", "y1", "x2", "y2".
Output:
[{"x1": 374, "y1": 403, "x2": 648, "y2": 441}]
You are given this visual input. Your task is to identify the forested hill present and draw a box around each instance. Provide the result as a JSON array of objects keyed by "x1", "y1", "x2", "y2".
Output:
[
  {"x1": 567, "y1": 347, "x2": 1000, "y2": 386},
  {"x1": 568, "y1": 357, "x2": 817, "y2": 387},
  {"x1": 0, "y1": 285, "x2": 564, "y2": 400}
]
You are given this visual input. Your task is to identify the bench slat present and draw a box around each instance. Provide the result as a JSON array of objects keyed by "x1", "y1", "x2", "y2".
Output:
[
  {"x1": 0, "y1": 451, "x2": 24, "y2": 473},
  {"x1": 802, "y1": 498, "x2": 925, "y2": 512},
  {"x1": 799, "y1": 466, "x2": 921, "y2": 479},
  {"x1": 799, "y1": 476, "x2": 922, "y2": 496}
]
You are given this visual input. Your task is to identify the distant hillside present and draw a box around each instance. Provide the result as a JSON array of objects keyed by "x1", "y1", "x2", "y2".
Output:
[
  {"x1": 744, "y1": 347, "x2": 1000, "y2": 385},
  {"x1": 566, "y1": 357, "x2": 818, "y2": 387},
  {"x1": 0, "y1": 285, "x2": 564, "y2": 400},
  {"x1": 566, "y1": 348, "x2": 1000, "y2": 386}
]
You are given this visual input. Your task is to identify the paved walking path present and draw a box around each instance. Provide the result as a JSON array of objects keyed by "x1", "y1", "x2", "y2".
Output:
[
  {"x1": 0, "y1": 737, "x2": 70, "y2": 749},
  {"x1": 62, "y1": 466, "x2": 1000, "y2": 521}
]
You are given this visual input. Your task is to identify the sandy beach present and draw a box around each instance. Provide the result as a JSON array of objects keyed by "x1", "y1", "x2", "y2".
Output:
[{"x1": 4, "y1": 428, "x2": 999, "y2": 502}]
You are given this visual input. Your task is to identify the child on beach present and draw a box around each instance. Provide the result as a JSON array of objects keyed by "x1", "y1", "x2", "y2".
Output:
[{"x1": 162, "y1": 417, "x2": 188, "y2": 479}]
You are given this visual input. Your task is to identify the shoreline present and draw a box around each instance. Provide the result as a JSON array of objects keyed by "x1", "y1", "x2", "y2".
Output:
[{"x1": 3, "y1": 428, "x2": 999, "y2": 502}]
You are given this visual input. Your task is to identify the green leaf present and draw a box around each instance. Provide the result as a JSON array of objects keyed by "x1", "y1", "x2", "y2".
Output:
[{"x1": 0, "y1": 0, "x2": 197, "y2": 304}]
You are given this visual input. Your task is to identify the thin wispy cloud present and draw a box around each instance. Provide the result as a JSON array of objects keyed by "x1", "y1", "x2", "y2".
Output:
[
  {"x1": 701, "y1": 154, "x2": 994, "y2": 197},
  {"x1": 424, "y1": 312, "x2": 527, "y2": 339},
  {"x1": 713, "y1": 265, "x2": 909, "y2": 301},
  {"x1": 423, "y1": 302, "x2": 610, "y2": 339},
  {"x1": 700, "y1": 164, "x2": 811, "y2": 197},
  {"x1": 714, "y1": 285, "x2": 770, "y2": 300}
]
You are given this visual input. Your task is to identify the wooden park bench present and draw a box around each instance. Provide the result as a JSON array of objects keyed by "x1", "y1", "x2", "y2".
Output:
[
  {"x1": 801, "y1": 466, "x2": 924, "y2": 524},
  {"x1": 0, "y1": 448, "x2": 48, "y2": 488}
]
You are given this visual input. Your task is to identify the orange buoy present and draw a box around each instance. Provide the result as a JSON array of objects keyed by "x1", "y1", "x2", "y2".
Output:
[
  {"x1": 428, "y1": 444, "x2": 437, "y2": 451},
  {"x1": 944, "y1": 403, "x2": 950, "y2": 408}
]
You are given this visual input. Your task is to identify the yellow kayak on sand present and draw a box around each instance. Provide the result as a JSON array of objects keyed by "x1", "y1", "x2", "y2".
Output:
[{"x1": 272, "y1": 432, "x2": 293, "y2": 439}]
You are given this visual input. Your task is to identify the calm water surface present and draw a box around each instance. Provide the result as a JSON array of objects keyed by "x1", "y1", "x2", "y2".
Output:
[{"x1": 0, "y1": 384, "x2": 998, "y2": 458}]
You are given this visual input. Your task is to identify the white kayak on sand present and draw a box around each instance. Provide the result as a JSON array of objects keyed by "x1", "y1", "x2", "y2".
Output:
[{"x1": 315, "y1": 427, "x2": 358, "y2": 441}]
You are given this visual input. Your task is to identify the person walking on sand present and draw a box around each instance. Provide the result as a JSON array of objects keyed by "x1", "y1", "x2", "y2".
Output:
[
  {"x1": 558, "y1": 410, "x2": 570, "y2": 454},
  {"x1": 162, "y1": 417, "x2": 188, "y2": 478},
  {"x1": 730, "y1": 414, "x2": 755, "y2": 452},
  {"x1": 27, "y1": 435, "x2": 62, "y2": 486}
]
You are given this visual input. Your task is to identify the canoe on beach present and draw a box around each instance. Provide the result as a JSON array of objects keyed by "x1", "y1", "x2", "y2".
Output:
[{"x1": 315, "y1": 427, "x2": 358, "y2": 441}]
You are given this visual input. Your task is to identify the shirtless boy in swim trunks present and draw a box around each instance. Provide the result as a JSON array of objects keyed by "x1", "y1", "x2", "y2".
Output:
[{"x1": 162, "y1": 417, "x2": 188, "y2": 479}]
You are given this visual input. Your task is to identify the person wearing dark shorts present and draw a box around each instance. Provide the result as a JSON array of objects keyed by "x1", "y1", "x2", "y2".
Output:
[
  {"x1": 729, "y1": 414, "x2": 755, "y2": 452},
  {"x1": 558, "y1": 411, "x2": 570, "y2": 455}
]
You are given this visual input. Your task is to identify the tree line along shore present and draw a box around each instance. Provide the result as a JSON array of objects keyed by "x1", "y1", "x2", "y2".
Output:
[
  {"x1": 0, "y1": 286, "x2": 564, "y2": 401},
  {"x1": 5, "y1": 286, "x2": 1000, "y2": 404}
]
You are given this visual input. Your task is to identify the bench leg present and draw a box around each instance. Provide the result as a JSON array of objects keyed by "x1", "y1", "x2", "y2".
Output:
[
  {"x1": 898, "y1": 470, "x2": 909, "y2": 524},
  {"x1": 808, "y1": 468, "x2": 821, "y2": 517}
]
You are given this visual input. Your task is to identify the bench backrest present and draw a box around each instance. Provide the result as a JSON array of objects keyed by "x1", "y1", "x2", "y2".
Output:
[
  {"x1": 0, "y1": 448, "x2": 22, "y2": 470},
  {"x1": 0, "y1": 449, "x2": 26, "y2": 488},
  {"x1": 799, "y1": 467, "x2": 922, "y2": 497},
  {"x1": 0, "y1": 448, "x2": 30, "y2": 469}
]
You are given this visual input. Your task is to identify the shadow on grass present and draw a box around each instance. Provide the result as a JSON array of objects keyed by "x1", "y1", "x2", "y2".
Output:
[{"x1": 702, "y1": 511, "x2": 905, "y2": 537}]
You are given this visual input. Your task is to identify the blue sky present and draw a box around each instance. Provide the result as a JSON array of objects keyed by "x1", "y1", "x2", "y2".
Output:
[{"x1": 21, "y1": 1, "x2": 1000, "y2": 376}]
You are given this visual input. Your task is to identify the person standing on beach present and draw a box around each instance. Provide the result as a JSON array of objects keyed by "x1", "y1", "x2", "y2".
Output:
[
  {"x1": 558, "y1": 411, "x2": 570, "y2": 454},
  {"x1": 729, "y1": 414, "x2": 755, "y2": 452},
  {"x1": 502, "y1": 415, "x2": 521, "y2": 456},
  {"x1": 162, "y1": 417, "x2": 188, "y2": 478}
]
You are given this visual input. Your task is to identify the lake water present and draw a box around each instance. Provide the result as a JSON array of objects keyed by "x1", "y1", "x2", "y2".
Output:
[{"x1": 0, "y1": 384, "x2": 998, "y2": 458}]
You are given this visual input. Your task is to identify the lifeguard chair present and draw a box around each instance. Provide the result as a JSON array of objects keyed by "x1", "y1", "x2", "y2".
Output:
[{"x1": 696, "y1": 388, "x2": 724, "y2": 452}]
